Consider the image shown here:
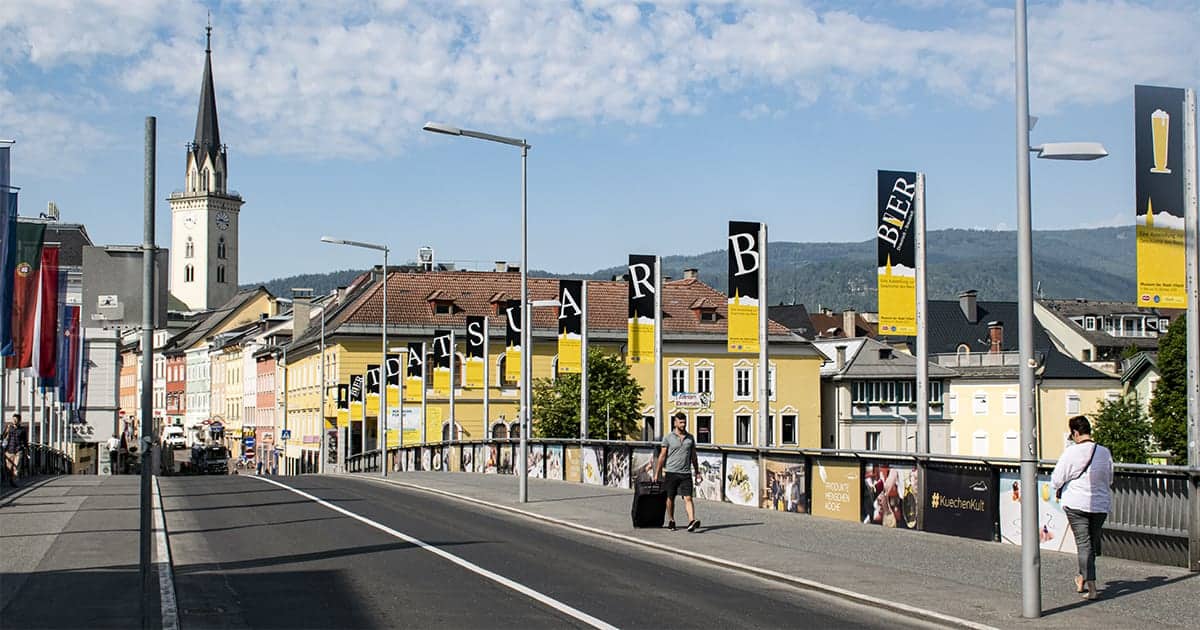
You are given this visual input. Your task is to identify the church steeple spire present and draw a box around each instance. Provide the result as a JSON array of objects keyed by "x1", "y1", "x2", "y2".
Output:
[{"x1": 193, "y1": 17, "x2": 222, "y2": 167}]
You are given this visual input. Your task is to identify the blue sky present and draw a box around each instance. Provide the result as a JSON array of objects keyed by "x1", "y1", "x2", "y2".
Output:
[{"x1": 2, "y1": 0, "x2": 1198, "y2": 282}]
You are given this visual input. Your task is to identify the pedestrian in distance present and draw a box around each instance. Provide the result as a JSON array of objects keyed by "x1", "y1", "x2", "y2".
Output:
[
  {"x1": 106, "y1": 433, "x2": 121, "y2": 475},
  {"x1": 2, "y1": 414, "x2": 29, "y2": 488},
  {"x1": 1051, "y1": 415, "x2": 1114, "y2": 601},
  {"x1": 653, "y1": 412, "x2": 702, "y2": 532}
]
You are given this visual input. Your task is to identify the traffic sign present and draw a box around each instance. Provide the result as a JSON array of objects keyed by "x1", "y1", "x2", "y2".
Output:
[
  {"x1": 281, "y1": 429, "x2": 292, "y2": 440},
  {"x1": 244, "y1": 437, "x2": 256, "y2": 447}
]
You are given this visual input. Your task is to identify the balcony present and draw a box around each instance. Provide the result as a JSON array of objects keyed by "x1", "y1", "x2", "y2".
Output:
[{"x1": 933, "y1": 351, "x2": 1023, "y2": 368}]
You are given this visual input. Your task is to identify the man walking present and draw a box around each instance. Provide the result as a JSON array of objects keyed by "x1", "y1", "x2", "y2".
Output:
[
  {"x1": 2, "y1": 414, "x2": 29, "y2": 487},
  {"x1": 106, "y1": 433, "x2": 121, "y2": 475},
  {"x1": 654, "y1": 412, "x2": 702, "y2": 531}
]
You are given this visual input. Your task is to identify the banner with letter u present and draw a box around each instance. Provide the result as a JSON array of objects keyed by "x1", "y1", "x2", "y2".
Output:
[
  {"x1": 727, "y1": 221, "x2": 762, "y2": 353},
  {"x1": 504, "y1": 300, "x2": 522, "y2": 383},
  {"x1": 1134, "y1": 85, "x2": 1187, "y2": 309},
  {"x1": 557, "y1": 280, "x2": 583, "y2": 373},
  {"x1": 876, "y1": 170, "x2": 918, "y2": 335}
]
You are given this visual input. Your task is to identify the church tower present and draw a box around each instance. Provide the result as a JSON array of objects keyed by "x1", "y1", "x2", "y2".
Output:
[{"x1": 169, "y1": 23, "x2": 243, "y2": 311}]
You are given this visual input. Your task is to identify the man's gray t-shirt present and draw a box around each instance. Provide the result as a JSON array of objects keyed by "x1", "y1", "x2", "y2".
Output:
[{"x1": 661, "y1": 431, "x2": 695, "y2": 474}]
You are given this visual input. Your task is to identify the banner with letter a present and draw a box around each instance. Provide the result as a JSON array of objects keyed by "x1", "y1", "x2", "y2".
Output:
[
  {"x1": 627, "y1": 255, "x2": 657, "y2": 363},
  {"x1": 465, "y1": 316, "x2": 486, "y2": 388},
  {"x1": 727, "y1": 221, "x2": 762, "y2": 353},
  {"x1": 404, "y1": 342, "x2": 424, "y2": 402},
  {"x1": 1135, "y1": 85, "x2": 1187, "y2": 309},
  {"x1": 557, "y1": 280, "x2": 583, "y2": 373},
  {"x1": 876, "y1": 170, "x2": 918, "y2": 335}
]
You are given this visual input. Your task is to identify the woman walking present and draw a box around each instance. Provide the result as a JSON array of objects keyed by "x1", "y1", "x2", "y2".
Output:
[{"x1": 1051, "y1": 415, "x2": 1114, "y2": 600}]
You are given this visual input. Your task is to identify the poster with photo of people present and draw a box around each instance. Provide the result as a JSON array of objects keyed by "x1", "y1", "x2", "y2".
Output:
[
  {"x1": 461, "y1": 444, "x2": 475, "y2": 472},
  {"x1": 631, "y1": 447, "x2": 657, "y2": 483},
  {"x1": 999, "y1": 471, "x2": 1077, "y2": 553},
  {"x1": 527, "y1": 444, "x2": 545, "y2": 479},
  {"x1": 582, "y1": 446, "x2": 604, "y2": 485},
  {"x1": 762, "y1": 456, "x2": 807, "y2": 513},
  {"x1": 499, "y1": 444, "x2": 514, "y2": 475},
  {"x1": 484, "y1": 444, "x2": 499, "y2": 474},
  {"x1": 695, "y1": 452, "x2": 723, "y2": 501},
  {"x1": 545, "y1": 444, "x2": 564, "y2": 480},
  {"x1": 861, "y1": 461, "x2": 918, "y2": 529},
  {"x1": 565, "y1": 445, "x2": 582, "y2": 482},
  {"x1": 606, "y1": 446, "x2": 631, "y2": 488},
  {"x1": 405, "y1": 449, "x2": 416, "y2": 471},
  {"x1": 724, "y1": 453, "x2": 760, "y2": 507}
]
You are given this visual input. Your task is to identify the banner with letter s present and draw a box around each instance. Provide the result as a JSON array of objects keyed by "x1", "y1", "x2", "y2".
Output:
[{"x1": 465, "y1": 316, "x2": 486, "y2": 388}]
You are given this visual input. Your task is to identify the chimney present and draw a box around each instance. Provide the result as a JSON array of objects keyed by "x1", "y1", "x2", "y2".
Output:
[
  {"x1": 842, "y1": 308, "x2": 857, "y2": 339},
  {"x1": 495, "y1": 260, "x2": 507, "y2": 272},
  {"x1": 292, "y1": 288, "x2": 313, "y2": 338},
  {"x1": 987, "y1": 321, "x2": 1004, "y2": 353},
  {"x1": 683, "y1": 268, "x2": 698, "y2": 280},
  {"x1": 835, "y1": 344, "x2": 847, "y2": 371},
  {"x1": 959, "y1": 290, "x2": 978, "y2": 324}
]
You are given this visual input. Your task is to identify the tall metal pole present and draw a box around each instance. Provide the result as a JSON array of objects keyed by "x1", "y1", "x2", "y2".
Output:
[
  {"x1": 1014, "y1": 0, "x2": 1042, "y2": 617},
  {"x1": 420, "y1": 342, "x2": 427, "y2": 445},
  {"x1": 1182, "y1": 88, "x2": 1199, "y2": 571},
  {"x1": 654, "y1": 256, "x2": 663, "y2": 441},
  {"x1": 519, "y1": 143, "x2": 529, "y2": 502},
  {"x1": 448, "y1": 330, "x2": 456, "y2": 447},
  {"x1": 757, "y1": 224, "x2": 769, "y2": 448},
  {"x1": 916, "y1": 173, "x2": 929, "y2": 454},
  {"x1": 380, "y1": 249, "x2": 388, "y2": 478},
  {"x1": 0, "y1": 141, "x2": 10, "y2": 437},
  {"x1": 483, "y1": 319, "x2": 490, "y2": 439},
  {"x1": 580, "y1": 282, "x2": 589, "y2": 441},
  {"x1": 139, "y1": 115, "x2": 156, "y2": 629},
  {"x1": 319, "y1": 300, "x2": 326, "y2": 474}
]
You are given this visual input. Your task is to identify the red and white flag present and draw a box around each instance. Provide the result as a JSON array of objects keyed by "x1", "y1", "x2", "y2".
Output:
[{"x1": 30, "y1": 245, "x2": 58, "y2": 380}]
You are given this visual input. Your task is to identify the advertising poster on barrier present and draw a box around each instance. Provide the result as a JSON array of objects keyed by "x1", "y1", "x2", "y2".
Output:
[
  {"x1": 527, "y1": 444, "x2": 545, "y2": 479},
  {"x1": 606, "y1": 446, "x2": 631, "y2": 488},
  {"x1": 484, "y1": 444, "x2": 499, "y2": 474},
  {"x1": 999, "y1": 471, "x2": 1077, "y2": 553},
  {"x1": 696, "y1": 452, "x2": 723, "y2": 501},
  {"x1": 762, "y1": 456, "x2": 807, "y2": 513},
  {"x1": 473, "y1": 444, "x2": 485, "y2": 473},
  {"x1": 811, "y1": 458, "x2": 861, "y2": 522},
  {"x1": 924, "y1": 465, "x2": 994, "y2": 540},
  {"x1": 405, "y1": 449, "x2": 415, "y2": 471},
  {"x1": 499, "y1": 444, "x2": 513, "y2": 475},
  {"x1": 461, "y1": 444, "x2": 474, "y2": 472},
  {"x1": 432, "y1": 447, "x2": 443, "y2": 471},
  {"x1": 724, "y1": 453, "x2": 759, "y2": 507},
  {"x1": 631, "y1": 447, "x2": 657, "y2": 483},
  {"x1": 565, "y1": 445, "x2": 582, "y2": 482},
  {"x1": 546, "y1": 445, "x2": 564, "y2": 480},
  {"x1": 861, "y1": 461, "x2": 918, "y2": 529},
  {"x1": 582, "y1": 446, "x2": 604, "y2": 485},
  {"x1": 421, "y1": 447, "x2": 432, "y2": 471}
]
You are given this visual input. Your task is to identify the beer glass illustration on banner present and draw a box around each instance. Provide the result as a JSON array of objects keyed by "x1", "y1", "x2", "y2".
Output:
[{"x1": 1150, "y1": 108, "x2": 1171, "y2": 173}]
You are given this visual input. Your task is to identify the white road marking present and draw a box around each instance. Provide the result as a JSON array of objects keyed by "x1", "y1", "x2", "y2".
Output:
[
  {"x1": 152, "y1": 476, "x2": 180, "y2": 630},
  {"x1": 253, "y1": 475, "x2": 619, "y2": 630}
]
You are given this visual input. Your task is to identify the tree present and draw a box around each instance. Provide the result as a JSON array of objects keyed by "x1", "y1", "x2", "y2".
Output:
[
  {"x1": 532, "y1": 348, "x2": 644, "y2": 440},
  {"x1": 1149, "y1": 314, "x2": 1187, "y2": 461},
  {"x1": 1091, "y1": 396, "x2": 1151, "y2": 464}
]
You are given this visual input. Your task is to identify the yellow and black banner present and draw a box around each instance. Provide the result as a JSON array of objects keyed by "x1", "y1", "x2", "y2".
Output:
[
  {"x1": 504, "y1": 300, "x2": 522, "y2": 383},
  {"x1": 465, "y1": 316, "x2": 486, "y2": 388},
  {"x1": 404, "y1": 342, "x2": 423, "y2": 402},
  {"x1": 558, "y1": 280, "x2": 583, "y2": 373},
  {"x1": 366, "y1": 364, "x2": 381, "y2": 399},
  {"x1": 336, "y1": 383, "x2": 350, "y2": 428},
  {"x1": 727, "y1": 221, "x2": 762, "y2": 353},
  {"x1": 627, "y1": 255, "x2": 656, "y2": 363},
  {"x1": 433, "y1": 329, "x2": 452, "y2": 394},
  {"x1": 876, "y1": 170, "x2": 918, "y2": 335},
  {"x1": 1135, "y1": 85, "x2": 1187, "y2": 309}
]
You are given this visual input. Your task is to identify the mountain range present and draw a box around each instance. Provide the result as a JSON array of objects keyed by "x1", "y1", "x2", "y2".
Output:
[{"x1": 245, "y1": 227, "x2": 1137, "y2": 311}]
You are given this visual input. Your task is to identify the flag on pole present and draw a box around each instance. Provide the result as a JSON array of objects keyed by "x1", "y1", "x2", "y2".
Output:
[
  {"x1": 0, "y1": 192, "x2": 17, "y2": 356},
  {"x1": 7, "y1": 221, "x2": 45, "y2": 369},
  {"x1": 31, "y1": 245, "x2": 59, "y2": 380}
]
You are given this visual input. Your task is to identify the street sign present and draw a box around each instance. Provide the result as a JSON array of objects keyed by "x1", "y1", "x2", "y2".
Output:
[
  {"x1": 281, "y1": 429, "x2": 292, "y2": 440},
  {"x1": 244, "y1": 437, "x2": 256, "y2": 447},
  {"x1": 672, "y1": 392, "x2": 711, "y2": 409}
]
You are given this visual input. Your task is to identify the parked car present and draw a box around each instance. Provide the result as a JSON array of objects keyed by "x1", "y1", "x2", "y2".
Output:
[
  {"x1": 190, "y1": 444, "x2": 230, "y2": 475},
  {"x1": 163, "y1": 425, "x2": 187, "y2": 449}
]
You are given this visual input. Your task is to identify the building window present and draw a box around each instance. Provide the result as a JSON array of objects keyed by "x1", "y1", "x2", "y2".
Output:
[
  {"x1": 735, "y1": 415, "x2": 752, "y2": 445},
  {"x1": 434, "y1": 302, "x2": 453, "y2": 315},
  {"x1": 217, "y1": 237, "x2": 227, "y2": 260},
  {"x1": 696, "y1": 415, "x2": 712, "y2": 444},
  {"x1": 216, "y1": 265, "x2": 226, "y2": 283},
  {"x1": 929, "y1": 381, "x2": 942, "y2": 403},
  {"x1": 670, "y1": 366, "x2": 688, "y2": 396},
  {"x1": 1003, "y1": 431, "x2": 1019, "y2": 457},
  {"x1": 972, "y1": 430, "x2": 989, "y2": 456},
  {"x1": 765, "y1": 414, "x2": 774, "y2": 447},
  {"x1": 734, "y1": 367, "x2": 752, "y2": 399},
  {"x1": 184, "y1": 265, "x2": 194, "y2": 282},
  {"x1": 767, "y1": 366, "x2": 776, "y2": 401},
  {"x1": 642, "y1": 416, "x2": 656, "y2": 442},
  {"x1": 852, "y1": 381, "x2": 868, "y2": 404},
  {"x1": 1082, "y1": 349, "x2": 1092, "y2": 362},
  {"x1": 1003, "y1": 393, "x2": 1018, "y2": 415},
  {"x1": 1066, "y1": 394, "x2": 1081, "y2": 415},
  {"x1": 948, "y1": 392, "x2": 958, "y2": 415},
  {"x1": 496, "y1": 354, "x2": 507, "y2": 386},
  {"x1": 898, "y1": 381, "x2": 914, "y2": 404},
  {"x1": 865, "y1": 431, "x2": 881, "y2": 451},
  {"x1": 1105, "y1": 390, "x2": 1121, "y2": 402},
  {"x1": 1084, "y1": 316, "x2": 1096, "y2": 330},
  {"x1": 781, "y1": 414, "x2": 797, "y2": 444},
  {"x1": 695, "y1": 367, "x2": 713, "y2": 395},
  {"x1": 185, "y1": 237, "x2": 194, "y2": 258},
  {"x1": 949, "y1": 432, "x2": 959, "y2": 454},
  {"x1": 973, "y1": 393, "x2": 988, "y2": 415}
]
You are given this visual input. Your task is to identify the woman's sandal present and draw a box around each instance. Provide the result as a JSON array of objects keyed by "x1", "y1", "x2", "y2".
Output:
[{"x1": 1074, "y1": 575, "x2": 1085, "y2": 593}]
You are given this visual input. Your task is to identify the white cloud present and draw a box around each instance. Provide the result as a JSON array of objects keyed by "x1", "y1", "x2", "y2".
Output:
[{"x1": 0, "y1": 0, "x2": 1197, "y2": 164}]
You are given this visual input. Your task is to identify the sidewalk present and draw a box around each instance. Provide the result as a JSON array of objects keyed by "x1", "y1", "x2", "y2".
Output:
[
  {"x1": 360, "y1": 471, "x2": 1198, "y2": 629},
  {"x1": 0, "y1": 476, "x2": 156, "y2": 629}
]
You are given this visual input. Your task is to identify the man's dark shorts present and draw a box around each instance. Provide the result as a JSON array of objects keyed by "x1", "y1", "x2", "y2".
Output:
[{"x1": 663, "y1": 472, "x2": 694, "y2": 498}]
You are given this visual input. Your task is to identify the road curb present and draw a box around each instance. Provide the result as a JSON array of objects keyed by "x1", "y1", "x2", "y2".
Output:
[
  {"x1": 152, "y1": 476, "x2": 180, "y2": 630},
  {"x1": 352, "y1": 475, "x2": 999, "y2": 630}
]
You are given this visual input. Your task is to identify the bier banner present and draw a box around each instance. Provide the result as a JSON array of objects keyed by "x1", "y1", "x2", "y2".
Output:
[
  {"x1": 433, "y1": 329, "x2": 452, "y2": 393},
  {"x1": 727, "y1": 221, "x2": 762, "y2": 353},
  {"x1": 336, "y1": 383, "x2": 350, "y2": 428},
  {"x1": 365, "y1": 364, "x2": 381, "y2": 398},
  {"x1": 627, "y1": 255, "x2": 657, "y2": 363},
  {"x1": 504, "y1": 300, "x2": 522, "y2": 383},
  {"x1": 405, "y1": 342, "x2": 423, "y2": 402},
  {"x1": 349, "y1": 374, "x2": 364, "y2": 405},
  {"x1": 1135, "y1": 85, "x2": 1187, "y2": 309},
  {"x1": 876, "y1": 170, "x2": 919, "y2": 335},
  {"x1": 465, "y1": 316, "x2": 486, "y2": 388},
  {"x1": 557, "y1": 280, "x2": 583, "y2": 373}
]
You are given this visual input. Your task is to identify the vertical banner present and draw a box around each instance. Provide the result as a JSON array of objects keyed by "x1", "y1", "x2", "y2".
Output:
[
  {"x1": 432, "y1": 329, "x2": 452, "y2": 393},
  {"x1": 557, "y1": 280, "x2": 583, "y2": 373},
  {"x1": 386, "y1": 352, "x2": 401, "y2": 396},
  {"x1": 31, "y1": 245, "x2": 59, "y2": 380},
  {"x1": 366, "y1": 364, "x2": 381, "y2": 397},
  {"x1": 1135, "y1": 85, "x2": 1187, "y2": 308},
  {"x1": 627, "y1": 255, "x2": 656, "y2": 362},
  {"x1": 504, "y1": 300, "x2": 522, "y2": 383},
  {"x1": 465, "y1": 316, "x2": 486, "y2": 388},
  {"x1": 336, "y1": 383, "x2": 350, "y2": 428},
  {"x1": 0, "y1": 191, "x2": 16, "y2": 356},
  {"x1": 7, "y1": 221, "x2": 45, "y2": 369},
  {"x1": 405, "y1": 342, "x2": 423, "y2": 402},
  {"x1": 877, "y1": 170, "x2": 918, "y2": 335},
  {"x1": 727, "y1": 221, "x2": 762, "y2": 353}
]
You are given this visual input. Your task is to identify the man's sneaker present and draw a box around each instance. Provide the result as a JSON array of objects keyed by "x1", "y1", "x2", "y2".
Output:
[
  {"x1": 687, "y1": 520, "x2": 701, "y2": 532},
  {"x1": 667, "y1": 521, "x2": 677, "y2": 531}
]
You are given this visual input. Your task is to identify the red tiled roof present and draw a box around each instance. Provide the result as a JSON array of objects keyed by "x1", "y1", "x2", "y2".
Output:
[{"x1": 336, "y1": 271, "x2": 790, "y2": 335}]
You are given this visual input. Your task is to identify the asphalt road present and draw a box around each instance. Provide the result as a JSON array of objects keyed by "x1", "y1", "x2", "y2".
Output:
[{"x1": 159, "y1": 475, "x2": 943, "y2": 629}]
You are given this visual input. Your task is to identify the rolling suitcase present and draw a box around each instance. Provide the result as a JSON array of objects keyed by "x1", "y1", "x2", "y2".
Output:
[{"x1": 631, "y1": 479, "x2": 667, "y2": 528}]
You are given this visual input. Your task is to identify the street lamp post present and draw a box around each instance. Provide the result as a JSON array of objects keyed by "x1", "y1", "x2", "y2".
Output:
[
  {"x1": 1014, "y1": 0, "x2": 1108, "y2": 617},
  {"x1": 424, "y1": 122, "x2": 532, "y2": 502},
  {"x1": 321, "y1": 236, "x2": 389, "y2": 478}
]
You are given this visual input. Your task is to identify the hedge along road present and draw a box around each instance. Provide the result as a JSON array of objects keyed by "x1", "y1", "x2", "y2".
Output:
[{"x1": 158, "y1": 474, "x2": 946, "y2": 629}]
